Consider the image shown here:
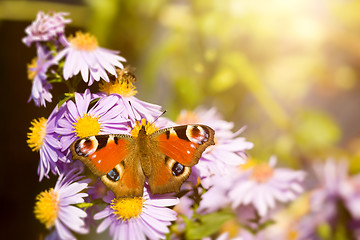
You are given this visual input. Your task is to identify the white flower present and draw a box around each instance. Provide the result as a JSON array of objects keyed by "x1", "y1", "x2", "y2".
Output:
[
  {"x1": 34, "y1": 168, "x2": 90, "y2": 239},
  {"x1": 23, "y1": 11, "x2": 71, "y2": 46},
  {"x1": 54, "y1": 31, "x2": 126, "y2": 86},
  {"x1": 229, "y1": 156, "x2": 305, "y2": 217},
  {"x1": 94, "y1": 186, "x2": 179, "y2": 240}
]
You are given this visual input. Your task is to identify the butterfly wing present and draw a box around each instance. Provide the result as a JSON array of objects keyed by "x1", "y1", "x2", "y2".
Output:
[
  {"x1": 147, "y1": 125, "x2": 215, "y2": 194},
  {"x1": 70, "y1": 134, "x2": 145, "y2": 198}
]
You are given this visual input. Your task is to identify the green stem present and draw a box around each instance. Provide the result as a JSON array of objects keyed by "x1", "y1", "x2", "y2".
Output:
[
  {"x1": 225, "y1": 53, "x2": 290, "y2": 130},
  {"x1": 64, "y1": 79, "x2": 74, "y2": 93}
]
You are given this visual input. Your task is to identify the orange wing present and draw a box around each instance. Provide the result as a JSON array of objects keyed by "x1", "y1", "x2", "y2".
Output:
[
  {"x1": 70, "y1": 134, "x2": 145, "y2": 198},
  {"x1": 154, "y1": 125, "x2": 215, "y2": 166},
  {"x1": 146, "y1": 125, "x2": 215, "y2": 195},
  {"x1": 70, "y1": 135, "x2": 130, "y2": 175}
]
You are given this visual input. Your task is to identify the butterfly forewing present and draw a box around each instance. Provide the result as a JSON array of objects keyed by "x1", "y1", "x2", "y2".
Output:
[
  {"x1": 152, "y1": 125, "x2": 215, "y2": 166},
  {"x1": 147, "y1": 125, "x2": 215, "y2": 194},
  {"x1": 70, "y1": 134, "x2": 131, "y2": 175}
]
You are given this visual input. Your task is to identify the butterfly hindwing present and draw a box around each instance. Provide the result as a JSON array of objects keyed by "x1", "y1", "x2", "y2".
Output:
[
  {"x1": 70, "y1": 134, "x2": 145, "y2": 198},
  {"x1": 147, "y1": 154, "x2": 192, "y2": 195},
  {"x1": 100, "y1": 157, "x2": 145, "y2": 198}
]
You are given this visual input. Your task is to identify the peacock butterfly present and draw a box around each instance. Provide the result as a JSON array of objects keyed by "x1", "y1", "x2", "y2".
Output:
[{"x1": 70, "y1": 120, "x2": 215, "y2": 198}]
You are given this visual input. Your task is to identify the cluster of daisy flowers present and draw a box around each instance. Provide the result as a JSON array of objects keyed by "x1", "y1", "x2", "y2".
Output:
[{"x1": 24, "y1": 11, "x2": 360, "y2": 240}]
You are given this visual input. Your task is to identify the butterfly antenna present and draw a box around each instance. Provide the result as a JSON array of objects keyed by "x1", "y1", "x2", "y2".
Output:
[
  {"x1": 128, "y1": 101, "x2": 139, "y2": 122},
  {"x1": 154, "y1": 110, "x2": 167, "y2": 123},
  {"x1": 129, "y1": 100, "x2": 166, "y2": 124}
]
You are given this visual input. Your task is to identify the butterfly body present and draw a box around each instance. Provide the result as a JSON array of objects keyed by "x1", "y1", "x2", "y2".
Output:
[{"x1": 70, "y1": 123, "x2": 215, "y2": 198}]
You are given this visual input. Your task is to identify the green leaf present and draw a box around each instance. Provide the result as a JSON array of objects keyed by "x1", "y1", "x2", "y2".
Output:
[
  {"x1": 47, "y1": 77, "x2": 63, "y2": 84},
  {"x1": 174, "y1": 77, "x2": 203, "y2": 108},
  {"x1": 58, "y1": 93, "x2": 75, "y2": 108},
  {"x1": 255, "y1": 219, "x2": 275, "y2": 233},
  {"x1": 46, "y1": 64, "x2": 64, "y2": 84},
  {"x1": 185, "y1": 210, "x2": 234, "y2": 239},
  {"x1": 222, "y1": 52, "x2": 290, "y2": 129},
  {"x1": 294, "y1": 109, "x2": 341, "y2": 151},
  {"x1": 209, "y1": 67, "x2": 237, "y2": 93},
  {"x1": 75, "y1": 202, "x2": 94, "y2": 210},
  {"x1": 316, "y1": 223, "x2": 331, "y2": 240}
]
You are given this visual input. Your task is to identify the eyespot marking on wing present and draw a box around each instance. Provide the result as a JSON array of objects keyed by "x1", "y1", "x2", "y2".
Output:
[
  {"x1": 107, "y1": 168, "x2": 120, "y2": 182},
  {"x1": 186, "y1": 125, "x2": 209, "y2": 144},
  {"x1": 172, "y1": 162, "x2": 185, "y2": 176},
  {"x1": 75, "y1": 136, "x2": 98, "y2": 157},
  {"x1": 165, "y1": 156, "x2": 190, "y2": 177},
  {"x1": 103, "y1": 163, "x2": 124, "y2": 183}
]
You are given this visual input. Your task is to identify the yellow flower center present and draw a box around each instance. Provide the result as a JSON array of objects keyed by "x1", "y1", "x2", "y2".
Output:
[
  {"x1": 27, "y1": 57, "x2": 38, "y2": 80},
  {"x1": 34, "y1": 188, "x2": 59, "y2": 229},
  {"x1": 99, "y1": 68, "x2": 138, "y2": 97},
  {"x1": 111, "y1": 197, "x2": 144, "y2": 221},
  {"x1": 69, "y1": 31, "x2": 98, "y2": 51},
  {"x1": 250, "y1": 163, "x2": 274, "y2": 183},
  {"x1": 287, "y1": 230, "x2": 299, "y2": 240},
  {"x1": 289, "y1": 193, "x2": 311, "y2": 219},
  {"x1": 176, "y1": 110, "x2": 200, "y2": 124},
  {"x1": 239, "y1": 158, "x2": 257, "y2": 171},
  {"x1": 130, "y1": 119, "x2": 159, "y2": 137},
  {"x1": 220, "y1": 219, "x2": 239, "y2": 238},
  {"x1": 27, "y1": 117, "x2": 47, "y2": 152},
  {"x1": 73, "y1": 113, "x2": 102, "y2": 138}
]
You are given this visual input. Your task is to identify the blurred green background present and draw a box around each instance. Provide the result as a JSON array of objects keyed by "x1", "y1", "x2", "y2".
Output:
[{"x1": 1, "y1": 0, "x2": 360, "y2": 239}]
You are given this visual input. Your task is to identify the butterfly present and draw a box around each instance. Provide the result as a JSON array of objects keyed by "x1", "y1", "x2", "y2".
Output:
[{"x1": 70, "y1": 121, "x2": 215, "y2": 198}]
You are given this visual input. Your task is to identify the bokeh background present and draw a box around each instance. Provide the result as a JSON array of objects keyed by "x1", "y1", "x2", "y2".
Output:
[{"x1": 1, "y1": 0, "x2": 360, "y2": 239}]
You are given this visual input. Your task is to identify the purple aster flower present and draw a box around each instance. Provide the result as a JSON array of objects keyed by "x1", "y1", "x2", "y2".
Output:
[
  {"x1": 96, "y1": 92, "x2": 164, "y2": 125},
  {"x1": 27, "y1": 104, "x2": 67, "y2": 181},
  {"x1": 94, "y1": 186, "x2": 179, "y2": 240},
  {"x1": 23, "y1": 11, "x2": 71, "y2": 47},
  {"x1": 28, "y1": 46, "x2": 54, "y2": 107},
  {"x1": 118, "y1": 95, "x2": 163, "y2": 123},
  {"x1": 294, "y1": 213, "x2": 323, "y2": 240},
  {"x1": 304, "y1": 159, "x2": 360, "y2": 238},
  {"x1": 197, "y1": 173, "x2": 235, "y2": 214},
  {"x1": 174, "y1": 194, "x2": 194, "y2": 219},
  {"x1": 343, "y1": 173, "x2": 360, "y2": 220},
  {"x1": 249, "y1": 195, "x2": 314, "y2": 240},
  {"x1": 87, "y1": 178, "x2": 108, "y2": 201},
  {"x1": 34, "y1": 167, "x2": 91, "y2": 240},
  {"x1": 55, "y1": 89, "x2": 130, "y2": 152},
  {"x1": 176, "y1": 107, "x2": 254, "y2": 188},
  {"x1": 228, "y1": 156, "x2": 305, "y2": 217},
  {"x1": 54, "y1": 31, "x2": 126, "y2": 86},
  {"x1": 310, "y1": 159, "x2": 348, "y2": 222},
  {"x1": 98, "y1": 68, "x2": 163, "y2": 122}
]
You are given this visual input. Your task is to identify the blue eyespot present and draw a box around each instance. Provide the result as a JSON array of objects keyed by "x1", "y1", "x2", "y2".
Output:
[
  {"x1": 172, "y1": 162, "x2": 185, "y2": 176},
  {"x1": 107, "y1": 168, "x2": 120, "y2": 182}
]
